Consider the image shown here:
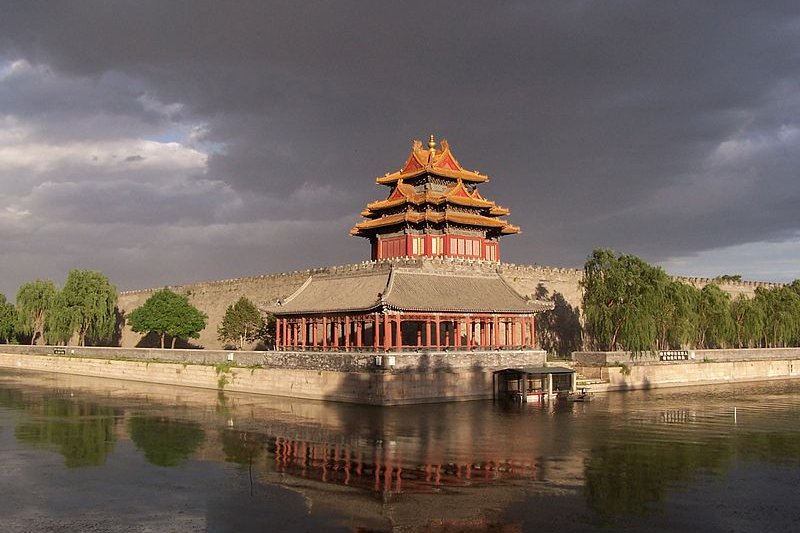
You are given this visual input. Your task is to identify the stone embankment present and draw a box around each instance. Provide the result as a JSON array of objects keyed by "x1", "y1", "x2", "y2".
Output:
[
  {"x1": 573, "y1": 348, "x2": 800, "y2": 392},
  {"x1": 0, "y1": 345, "x2": 546, "y2": 405}
]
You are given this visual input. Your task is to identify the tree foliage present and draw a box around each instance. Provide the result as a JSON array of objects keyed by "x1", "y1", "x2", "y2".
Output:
[
  {"x1": 581, "y1": 249, "x2": 668, "y2": 355},
  {"x1": 217, "y1": 297, "x2": 265, "y2": 350},
  {"x1": 44, "y1": 292, "x2": 75, "y2": 346},
  {"x1": 56, "y1": 269, "x2": 118, "y2": 346},
  {"x1": 730, "y1": 295, "x2": 764, "y2": 349},
  {"x1": 534, "y1": 286, "x2": 583, "y2": 356},
  {"x1": 581, "y1": 248, "x2": 800, "y2": 355},
  {"x1": 16, "y1": 280, "x2": 57, "y2": 345},
  {"x1": 694, "y1": 284, "x2": 734, "y2": 348},
  {"x1": 0, "y1": 294, "x2": 17, "y2": 343},
  {"x1": 654, "y1": 280, "x2": 698, "y2": 350},
  {"x1": 753, "y1": 286, "x2": 800, "y2": 348},
  {"x1": 127, "y1": 288, "x2": 207, "y2": 348}
]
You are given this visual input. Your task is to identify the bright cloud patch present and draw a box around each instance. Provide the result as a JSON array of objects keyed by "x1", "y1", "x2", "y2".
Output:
[
  {"x1": 659, "y1": 234, "x2": 800, "y2": 284},
  {"x1": 0, "y1": 136, "x2": 206, "y2": 174}
]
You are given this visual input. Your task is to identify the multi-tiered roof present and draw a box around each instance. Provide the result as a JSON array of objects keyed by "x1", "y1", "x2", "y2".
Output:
[{"x1": 351, "y1": 136, "x2": 519, "y2": 261}]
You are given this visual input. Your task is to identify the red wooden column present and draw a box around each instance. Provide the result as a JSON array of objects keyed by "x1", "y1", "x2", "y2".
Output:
[
  {"x1": 344, "y1": 316, "x2": 350, "y2": 351},
  {"x1": 275, "y1": 318, "x2": 282, "y2": 350},
  {"x1": 454, "y1": 319, "x2": 460, "y2": 349},
  {"x1": 416, "y1": 322, "x2": 423, "y2": 347},
  {"x1": 356, "y1": 319, "x2": 363, "y2": 349},
  {"x1": 530, "y1": 315, "x2": 536, "y2": 347},
  {"x1": 300, "y1": 318, "x2": 306, "y2": 349},
  {"x1": 492, "y1": 316, "x2": 498, "y2": 348},
  {"x1": 466, "y1": 317, "x2": 473, "y2": 348},
  {"x1": 510, "y1": 317, "x2": 517, "y2": 348},
  {"x1": 435, "y1": 315, "x2": 440, "y2": 350},
  {"x1": 524, "y1": 317, "x2": 532, "y2": 347},
  {"x1": 427, "y1": 318, "x2": 434, "y2": 349},
  {"x1": 374, "y1": 313, "x2": 380, "y2": 350},
  {"x1": 322, "y1": 317, "x2": 328, "y2": 350},
  {"x1": 395, "y1": 317, "x2": 401, "y2": 352},
  {"x1": 312, "y1": 318, "x2": 318, "y2": 349},
  {"x1": 383, "y1": 313, "x2": 391, "y2": 351}
]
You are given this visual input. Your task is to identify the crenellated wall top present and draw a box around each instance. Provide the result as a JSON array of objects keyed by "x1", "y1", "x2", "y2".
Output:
[{"x1": 118, "y1": 258, "x2": 783, "y2": 297}]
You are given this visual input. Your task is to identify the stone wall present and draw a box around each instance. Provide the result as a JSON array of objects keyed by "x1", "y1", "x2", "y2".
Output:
[
  {"x1": 591, "y1": 359, "x2": 799, "y2": 392},
  {"x1": 0, "y1": 347, "x2": 547, "y2": 405},
  {"x1": 115, "y1": 258, "x2": 784, "y2": 350},
  {"x1": 573, "y1": 348, "x2": 800, "y2": 366},
  {"x1": 0, "y1": 344, "x2": 544, "y2": 373}
]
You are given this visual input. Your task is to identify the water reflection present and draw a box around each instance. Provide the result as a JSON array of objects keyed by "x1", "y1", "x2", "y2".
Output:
[
  {"x1": 5, "y1": 390, "x2": 119, "y2": 468},
  {"x1": 128, "y1": 416, "x2": 205, "y2": 467},
  {"x1": 1, "y1": 370, "x2": 799, "y2": 531}
]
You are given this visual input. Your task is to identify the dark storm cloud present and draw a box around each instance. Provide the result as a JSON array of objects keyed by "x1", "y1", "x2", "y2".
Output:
[{"x1": 1, "y1": 1, "x2": 799, "y2": 296}]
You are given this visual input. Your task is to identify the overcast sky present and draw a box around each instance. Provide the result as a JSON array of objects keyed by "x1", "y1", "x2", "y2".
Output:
[{"x1": 1, "y1": 1, "x2": 799, "y2": 298}]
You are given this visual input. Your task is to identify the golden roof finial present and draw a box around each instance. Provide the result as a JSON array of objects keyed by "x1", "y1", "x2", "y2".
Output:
[{"x1": 428, "y1": 134, "x2": 436, "y2": 151}]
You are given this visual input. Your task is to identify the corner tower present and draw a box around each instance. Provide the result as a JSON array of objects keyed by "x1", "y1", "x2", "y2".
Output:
[{"x1": 351, "y1": 135, "x2": 520, "y2": 262}]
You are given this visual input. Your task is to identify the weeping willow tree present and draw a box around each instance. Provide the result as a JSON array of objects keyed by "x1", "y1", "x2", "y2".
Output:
[
  {"x1": 694, "y1": 283, "x2": 734, "y2": 348},
  {"x1": 16, "y1": 280, "x2": 57, "y2": 345},
  {"x1": 731, "y1": 294, "x2": 764, "y2": 348},
  {"x1": 59, "y1": 269, "x2": 117, "y2": 346},
  {"x1": 753, "y1": 286, "x2": 800, "y2": 348},
  {"x1": 0, "y1": 294, "x2": 17, "y2": 344},
  {"x1": 654, "y1": 280, "x2": 699, "y2": 350},
  {"x1": 581, "y1": 249, "x2": 668, "y2": 356}
]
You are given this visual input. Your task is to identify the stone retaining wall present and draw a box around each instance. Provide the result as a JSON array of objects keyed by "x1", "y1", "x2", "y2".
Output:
[
  {"x1": 586, "y1": 358, "x2": 800, "y2": 392},
  {"x1": 0, "y1": 345, "x2": 545, "y2": 372},
  {"x1": 573, "y1": 348, "x2": 800, "y2": 366},
  {"x1": 0, "y1": 347, "x2": 547, "y2": 405}
]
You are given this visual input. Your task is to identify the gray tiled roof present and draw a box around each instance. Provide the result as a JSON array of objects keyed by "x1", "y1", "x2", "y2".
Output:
[
  {"x1": 267, "y1": 267, "x2": 552, "y2": 315},
  {"x1": 269, "y1": 272, "x2": 388, "y2": 314},
  {"x1": 385, "y1": 270, "x2": 551, "y2": 313}
]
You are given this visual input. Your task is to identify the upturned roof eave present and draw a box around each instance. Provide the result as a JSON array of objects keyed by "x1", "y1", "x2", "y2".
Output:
[{"x1": 376, "y1": 168, "x2": 489, "y2": 185}]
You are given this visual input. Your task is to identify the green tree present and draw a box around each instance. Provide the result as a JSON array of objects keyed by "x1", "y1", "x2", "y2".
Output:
[
  {"x1": 56, "y1": 269, "x2": 118, "y2": 346},
  {"x1": 695, "y1": 283, "x2": 734, "y2": 348},
  {"x1": 0, "y1": 294, "x2": 17, "y2": 343},
  {"x1": 730, "y1": 295, "x2": 764, "y2": 348},
  {"x1": 655, "y1": 280, "x2": 699, "y2": 350},
  {"x1": 581, "y1": 249, "x2": 665, "y2": 355},
  {"x1": 259, "y1": 312, "x2": 277, "y2": 348},
  {"x1": 753, "y1": 286, "x2": 800, "y2": 348},
  {"x1": 789, "y1": 279, "x2": 800, "y2": 297},
  {"x1": 127, "y1": 288, "x2": 208, "y2": 348},
  {"x1": 714, "y1": 274, "x2": 742, "y2": 283},
  {"x1": 44, "y1": 291, "x2": 75, "y2": 346},
  {"x1": 16, "y1": 280, "x2": 57, "y2": 345},
  {"x1": 217, "y1": 297, "x2": 265, "y2": 350}
]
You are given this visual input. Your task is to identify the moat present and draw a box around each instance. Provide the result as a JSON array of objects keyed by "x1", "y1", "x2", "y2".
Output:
[{"x1": 1, "y1": 370, "x2": 799, "y2": 532}]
